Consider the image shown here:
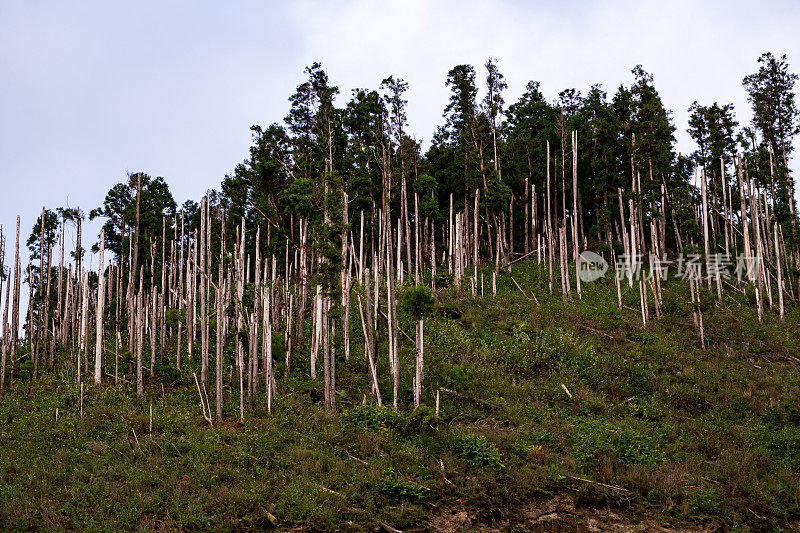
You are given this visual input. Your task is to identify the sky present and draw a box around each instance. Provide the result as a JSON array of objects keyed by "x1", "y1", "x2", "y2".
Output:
[{"x1": 1, "y1": 0, "x2": 798, "y2": 273}]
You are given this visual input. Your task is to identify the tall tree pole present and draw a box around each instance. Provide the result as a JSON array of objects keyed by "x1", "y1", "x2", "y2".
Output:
[{"x1": 94, "y1": 230, "x2": 105, "y2": 383}]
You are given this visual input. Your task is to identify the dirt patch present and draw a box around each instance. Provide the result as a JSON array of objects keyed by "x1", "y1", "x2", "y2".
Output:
[{"x1": 426, "y1": 495, "x2": 722, "y2": 532}]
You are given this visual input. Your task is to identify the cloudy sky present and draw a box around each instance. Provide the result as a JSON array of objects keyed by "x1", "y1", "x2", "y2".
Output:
[{"x1": 1, "y1": 0, "x2": 798, "y2": 266}]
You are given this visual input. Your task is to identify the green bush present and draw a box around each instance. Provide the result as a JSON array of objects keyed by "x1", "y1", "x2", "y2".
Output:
[
  {"x1": 347, "y1": 403, "x2": 401, "y2": 433},
  {"x1": 400, "y1": 285, "x2": 435, "y2": 318},
  {"x1": 377, "y1": 468, "x2": 426, "y2": 502},
  {"x1": 165, "y1": 308, "x2": 185, "y2": 328},
  {"x1": 451, "y1": 432, "x2": 504, "y2": 468},
  {"x1": 571, "y1": 419, "x2": 665, "y2": 468},
  {"x1": 611, "y1": 427, "x2": 666, "y2": 466}
]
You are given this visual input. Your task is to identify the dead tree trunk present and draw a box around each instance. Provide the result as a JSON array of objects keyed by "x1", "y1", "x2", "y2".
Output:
[{"x1": 94, "y1": 230, "x2": 105, "y2": 384}]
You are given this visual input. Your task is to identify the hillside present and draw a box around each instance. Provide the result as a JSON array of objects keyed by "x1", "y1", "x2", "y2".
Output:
[{"x1": 1, "y1": 262, "x2": 798, "y2": 531}]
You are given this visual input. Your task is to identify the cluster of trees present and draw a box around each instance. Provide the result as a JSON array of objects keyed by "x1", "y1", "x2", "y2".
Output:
[
  {"x1": 44, "y1": 53, "x2": 795, "y2": 289},
  {"x1": 0, "y1": 52, "x2": 797, "y2": 416}
]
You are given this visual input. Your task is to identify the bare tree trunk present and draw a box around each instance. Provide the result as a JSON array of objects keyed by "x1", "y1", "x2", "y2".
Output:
[
  {"x1": 358, "y1": 211, "x2": 365, "y2": 284},
  {"x1": 44, "y1": 242, "x2": 53, "y2": 368},
  {"x1": 236, "y1": 220, "x2": 246, "y2": 423},
  {"x1": 94, "y1": 230, "x2": 105, "y2": 383},
  {"x1": 546, "y1": 142, "x2": 553, "y2": 295},
  {"x1": 448, "y1": 194, "x2": 453, "y2": 274},
  {"x1": 359, "y1": 270, "x2": 381, "y2": 405},
  {"x1": 414, "y1": 316, "x2": 424, "y2": 408},
  {"x1": 747, "y1": 172, "x2": 764, "y2": 322},
  {"x1": 311, "y1": 285, "x2": 320, "y2": 379},
  {"x1": 79, "y1": 267, "x2": 89, "y2": 385},
  {"x1": 737, "y1": 154, "x2": 751, "y2": 275},
  {"x1": 341, "y1": 192, "x2": 351, "y2": 362},
  {"x1": 0, "y1": 244, "x2": 8, "y2": 390},
  {"x1": 720, "y1": 158, "x2": 730, "y2": 257},
  {"x1": 10, "y1": 216, "x2": 20, "y2": 382},
  {"x1": 150, "y1": 290, "x2": 156, "y2": 378},
  {"x1": 572, "y1": 131, "x2": 581, "y2": 299},
  {"x1": 200, "y1": 197, "x2": 209, "y2": 386},
  {"x1": 136, "y1": 267, "x2": 144, "y2": 396},
  {"x1": 774, "y1": 223, "x2": 785, "y2": 322},
  {"x1": 323, "y1": 294, "x2": 334, "y2": 412},
  {"x1": 387, "y1": 243, "x2": 399, "y2": 409},
  {"x1": 430, "y1": 218, "x2": 437, "y2": 289},
  {"x1": 414, "y1": 192, "x2": 421, "y2": 285},
  {"x1": 263, "y1": 287, "x2": 274, "y2": 413},
  {"x1": 473, "y1": 189, "x2": 479, "y2": 295},
  {"x1": 690, "y1": 275, "x2": 706, "y2": 350},
  {"x1": 32, "y1": 209, "x2": 45, "y2": 378},
  {"x1": 296, "y1": 218, "x2": 308, "y2": 341},
  {"x1": 700, "y1": 169, "x2": 712, "y2": 293},
  {"x1": 216, "y1": 256, "x2": 225, "y2": 420}
]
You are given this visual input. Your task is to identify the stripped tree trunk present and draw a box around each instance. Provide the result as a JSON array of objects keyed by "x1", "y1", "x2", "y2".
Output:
[
  {"x1": 572, "y1": 131, "x2": 581, "y2": 299},
  {"x1": 10, "y1": 216, "x2": 20, "y2": 382},
  {"x1": 413, "y1": 315, "x2": 424, "y2": 408},
  {"x1": 94, "y1": 230, "x2": 105, "y2": 384},
  {"x1": 136, "y1": 267, "x2": 144, "y2": 396}
]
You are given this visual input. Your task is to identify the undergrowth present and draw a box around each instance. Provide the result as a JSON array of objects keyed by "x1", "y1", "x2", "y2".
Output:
[{"x1": 0, "y1": 262, "x2": 798, "y2": 530}]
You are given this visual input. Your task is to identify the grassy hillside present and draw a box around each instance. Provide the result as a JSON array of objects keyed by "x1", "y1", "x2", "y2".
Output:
[{"x1": 1, "y1": 263, "x2": 799, "y2": 531}]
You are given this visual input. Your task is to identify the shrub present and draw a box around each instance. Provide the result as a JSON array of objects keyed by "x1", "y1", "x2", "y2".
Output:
[
  {"x1": 165, "y1": 308, "x2": 185, "y2": 329},
  {"x1": 571, "y1": 419, "x2": 665, "y2": 469},
  {"x1": 377, "y1": 468, "x2": 425, "y2": 502},
  {"x1": 611, "y1": 427, "x2": 665, "y2": 466},
  {"x1": 451, "y1": 432, "x2": 504, "y2": 468},
  {"x1": 347, "y1": 404, "x2": 401, "y2": 433},
  {"x1": 400, "y1": 285, "x2": 435, "y2": 319},
  {"x1": 404, "y1": 404, "x2": 435, "y2": 431}
]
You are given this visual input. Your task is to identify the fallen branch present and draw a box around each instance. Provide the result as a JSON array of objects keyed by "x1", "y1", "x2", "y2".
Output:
[
  {"x1": 567, "y1": 474, "x2": 630, "y2": 493},
  {"x1": 613, "y1": 396, "x2": 637, "y2": 408},
  {"x1": 509, "y1": 275, "x2": 540, "y2": 304},
  {"x1": 377, "y1": 308, "x2": 414, "y2": 343},
  {"x1": 193, "y1": 372, "x2": 213, "y2": 426},
  {"x1": 722, "y1": 279, "x2": 745, "y2": 294},
  {"x1": 439, "y1": 458, "x2": 454, "y2": 486},
  {"x1": 561, "y1": 383, "x2": 573, "y2": 399},
  {"x1": 316, "y1": 484, "x2": 342, "y2": 496},
  {"x1": 104, "y1": 371, "x2": 132, "y2": 384},
  {"x1": 504, "y1": 249, "x2": 537, "y2": 268}
]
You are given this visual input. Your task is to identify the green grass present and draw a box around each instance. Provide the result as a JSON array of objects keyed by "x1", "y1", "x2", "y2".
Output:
[{"x1": 1, "y1": 262, "x2": 799, "y2": 530}]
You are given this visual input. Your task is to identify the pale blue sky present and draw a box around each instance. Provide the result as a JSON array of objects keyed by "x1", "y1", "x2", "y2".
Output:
[{"x1": 1, "y1": 0, "x2": 798, "y2": 265}]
